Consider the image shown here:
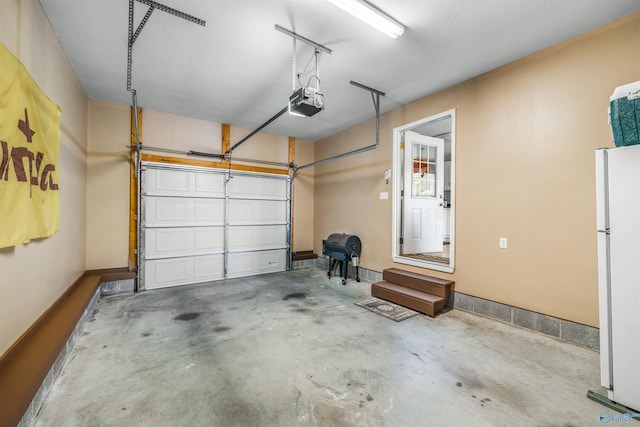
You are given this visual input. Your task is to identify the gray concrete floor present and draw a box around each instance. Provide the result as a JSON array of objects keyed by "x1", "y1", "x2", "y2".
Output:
[{"x1": 34, "y1": 268, "x2": 606, "y2": 427}]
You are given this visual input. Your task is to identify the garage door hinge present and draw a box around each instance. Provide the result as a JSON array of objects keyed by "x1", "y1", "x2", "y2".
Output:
[
  {"x1": 134, "y1": 249, "x2": 138, "y2": 254},
  {"x1": 399, "y1": 237, "x2": 404, "y2": 244}
]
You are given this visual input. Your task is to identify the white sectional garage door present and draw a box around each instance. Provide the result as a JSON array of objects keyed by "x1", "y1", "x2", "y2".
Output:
[{"x1": 140, "y1": 163, "x2": 289, "y2": 290}]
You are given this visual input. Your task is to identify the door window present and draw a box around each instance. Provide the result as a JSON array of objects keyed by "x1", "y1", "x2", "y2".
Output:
[{"x1": 412, "y1": 143, "x2": 437, "y2": 198}]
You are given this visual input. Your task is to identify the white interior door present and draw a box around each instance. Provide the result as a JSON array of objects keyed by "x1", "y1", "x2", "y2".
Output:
[{"x1": 403, "y1": 131, "x2": 445, "y2": 254}]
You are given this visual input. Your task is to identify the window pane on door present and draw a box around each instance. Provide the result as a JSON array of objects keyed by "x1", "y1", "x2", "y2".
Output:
[{"x1": 411, "y1": 143, "x2": 436, "y2": 198}]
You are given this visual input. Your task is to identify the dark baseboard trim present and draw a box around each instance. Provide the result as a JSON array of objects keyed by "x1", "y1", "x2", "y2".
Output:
[
  {"x1": 446, "y1": 291, "x2": 600, "y2": 350},
  {"x1": 0, "y1": 268, "x2": 131, "y2": 427}
]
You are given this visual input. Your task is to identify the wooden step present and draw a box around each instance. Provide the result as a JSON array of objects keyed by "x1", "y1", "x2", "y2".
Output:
[
  {"x1": 292, "y1": 251, "x2": 318, "y2": 261},
  {"x1": 383, "y1": 268, "x2": 453, "y2": 299},
  {"x1": 372, "y1": 281, "x2": 446, "y2": 317}
]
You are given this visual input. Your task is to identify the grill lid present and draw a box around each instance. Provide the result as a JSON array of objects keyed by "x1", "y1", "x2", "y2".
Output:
[{"x1": 323, "y1": 233, "x2": 361, "y2": 256}]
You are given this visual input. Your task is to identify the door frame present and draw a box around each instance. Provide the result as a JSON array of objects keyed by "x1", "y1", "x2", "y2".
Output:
[{"x1": 392, "y1": 109, "x2": 456, "y2": 273}]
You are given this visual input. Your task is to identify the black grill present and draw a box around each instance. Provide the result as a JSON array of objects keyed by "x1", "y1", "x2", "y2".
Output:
[{"x1": 322, "y1": 233, "x2": 361, "y2": 285}]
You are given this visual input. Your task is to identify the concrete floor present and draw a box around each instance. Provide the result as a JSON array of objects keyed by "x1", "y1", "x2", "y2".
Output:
[{"x1": 34, "y1": 268, "x2": 606, "y2": 427}]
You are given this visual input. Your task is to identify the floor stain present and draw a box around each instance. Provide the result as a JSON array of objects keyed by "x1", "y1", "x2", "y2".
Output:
[
  {"x1": 313, "y1": 402, "x2": 353, "y2": 425},
  {"x1": 456, "y1": 382, "x2": 463, "y2": 387},
  {"x1": 141, "y1": 332, "x2": 152, "y2": 337},
  {"x1": 283, "y1": 292, "x2": 308, "y2": 301},
  {"x1": 409, "y1": 351, "x2": 425, "y2": 364},
  {"x1": 480, "y1": 397, "x2": 492, "y2": 407},
  {"x1": 213, "y1": 326, "x2": 231, "y2": 333},
  {"x1": 174, "y1": 312, "x2": 200, "y2": 321}
]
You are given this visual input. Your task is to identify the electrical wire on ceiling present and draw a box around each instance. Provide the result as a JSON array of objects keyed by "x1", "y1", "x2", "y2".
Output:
[{"x1": 296, "y1": 47, "x2": 322, "y2": 90}]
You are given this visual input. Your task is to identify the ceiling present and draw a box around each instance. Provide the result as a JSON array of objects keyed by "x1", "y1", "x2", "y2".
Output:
[{"x1": 40, "y1": 0, "x2": 640, "y2": 143}]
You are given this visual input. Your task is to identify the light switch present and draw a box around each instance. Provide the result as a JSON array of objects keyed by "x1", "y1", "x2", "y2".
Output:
[
  {"x1": 380, "y1": 192, "x2": 389, "y2": 200},
  {"x1": 499, "y1": 237, "x2": 508, "y2": 249}
]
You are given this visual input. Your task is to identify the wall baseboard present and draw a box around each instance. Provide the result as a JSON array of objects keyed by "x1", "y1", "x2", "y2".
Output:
[
  {"x1": 305, "y1": 258, "x2": 599, "y2": 350},
  {"x1": 0, "y1": 268, "x2": 134, "y2": 427},
  {"x1": 17, "y1": 288, "x2": 100, "y2": 427},
  {"x1": 447, "y1": 291, "x2": 599, "y2": 350}
]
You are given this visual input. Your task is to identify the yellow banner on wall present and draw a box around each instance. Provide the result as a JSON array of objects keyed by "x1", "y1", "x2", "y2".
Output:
[{"x1": 0, "y1": 42, "x2": 61, "y2": 248}]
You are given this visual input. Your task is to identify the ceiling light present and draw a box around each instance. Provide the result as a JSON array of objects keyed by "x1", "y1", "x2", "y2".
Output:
[{"x1": 327, "y1": 0, "x2": 404, "y2": 39}]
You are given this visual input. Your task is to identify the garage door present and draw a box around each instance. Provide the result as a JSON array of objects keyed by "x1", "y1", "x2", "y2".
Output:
[{"x1": 140, "y1": 163, "x2": 289, "y2": 290}]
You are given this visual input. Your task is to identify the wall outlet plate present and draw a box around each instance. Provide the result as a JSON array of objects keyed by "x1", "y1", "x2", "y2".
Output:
[{"x1": 499, "y1": 237, "x2": 508, "y2": 249}]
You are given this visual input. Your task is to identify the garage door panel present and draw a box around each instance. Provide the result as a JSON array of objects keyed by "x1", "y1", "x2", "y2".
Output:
[
  {"x1": 227, "y1": 249, "x2": 287, "y2": 278},
  {"x1": 144, "y1": 168, "x2": 225, "y2": 197},
  {"x1": 145, "y1": 255, "x2": 224, "y2": 290},
  {"x1": 145, "y1": 197, "x2": 224, "y2": 227},
  {"x1": 145, "y1": 257, "x2": 190, "y2": 289},
  {"x1": 195, "y1": 172, "x2": 225, "y2": 196},
  {"x1": 146, "y1": 168, "x2": 192, "y2": 195},
  {"x1": 147, "y1": 197, "x2": 189, "y2": 223},
  {"x1": 228, "y1": 225, "x2": 286, "y2": 252},
  {"x1": 145, "y1": 227, "x2": 224, "y2": 259},
  {"x1": 229, "y1": 175, "x2": 287, "y2": 200},
  {"x1": 227, "y1": 199, "x2": 286, "y2": 225},
  {"x1": 194, "y1": 255, "x2": 224, "y2": 280},
  {"x1": 194, "y1": 227, "x2": 224, "y2": 251},
  {"x1": 147, "y1": 228, "x2": 190, "y2": 255},
  {"x1": 194, "y1": 199, "x2": 225, "y2": 223}
]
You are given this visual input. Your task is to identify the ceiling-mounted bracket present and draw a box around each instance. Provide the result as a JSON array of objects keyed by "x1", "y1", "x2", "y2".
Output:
[
  {"x1": 349, "y1": 80, "x2": 384, "y2": 136},
  {"x1": 274, "y1": 25, "x2": 332, "y2": 54},
  {"x1": 127, "y1": 0, "x2": 205, "y2": 91}
]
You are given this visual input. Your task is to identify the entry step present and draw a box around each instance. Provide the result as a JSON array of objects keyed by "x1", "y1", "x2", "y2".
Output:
[{"x1": 371, "y1": 268, "x2": 453, "y2": 317}]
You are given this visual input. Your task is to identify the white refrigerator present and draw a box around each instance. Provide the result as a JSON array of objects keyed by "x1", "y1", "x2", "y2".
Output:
[{"x1": 595, "y1": 145, "x2": 640, "y2": 412}]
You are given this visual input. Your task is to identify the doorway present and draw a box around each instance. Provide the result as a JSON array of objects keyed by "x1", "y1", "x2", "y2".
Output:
[{"x1": 393, "y1": 110, "x2": 455, "y2": 273}]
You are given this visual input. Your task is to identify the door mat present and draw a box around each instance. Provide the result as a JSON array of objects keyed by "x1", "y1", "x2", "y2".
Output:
[{"x1": 355, "y1": 297, "x2": 419, "y2": 322}]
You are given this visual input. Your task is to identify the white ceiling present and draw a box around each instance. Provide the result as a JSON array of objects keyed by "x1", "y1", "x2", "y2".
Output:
[{"x1": 40, "y1": 0, "x2": 640, "y2": 143}]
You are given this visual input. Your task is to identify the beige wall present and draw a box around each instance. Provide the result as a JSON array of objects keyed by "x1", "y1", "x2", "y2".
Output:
[
  {"x1": 0, "y1": 0, "x2": 88, "y2": 356},
  {"x1": 314, "y1": 13, "x2": 640, "y2": 327},
  {"x1": 86, "y1": 102, "x2": 315, "y2": 269},
  {"x1": 86, "y1": 101, "x2": 130, "y2": 269}
]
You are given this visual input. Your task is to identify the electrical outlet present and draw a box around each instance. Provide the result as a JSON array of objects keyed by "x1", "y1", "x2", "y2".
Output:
[
  {"x1": 499, "y1": 237, "x2": 508, "y2": 249},
  {"x1": 380, "y1": 192, "x2": 389, "y2": 200}
]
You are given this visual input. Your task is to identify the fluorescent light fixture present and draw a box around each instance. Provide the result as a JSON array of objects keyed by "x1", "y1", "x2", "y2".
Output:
[{"x1": 327, "y1": 0, "x2": 404, "y2": 39}]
